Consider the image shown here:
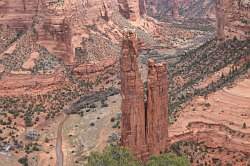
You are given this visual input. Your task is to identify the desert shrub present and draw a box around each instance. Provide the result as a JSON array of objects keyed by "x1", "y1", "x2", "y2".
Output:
[
  {"x1": 146, "y1": 153, "x2": 190, "y2": 166},
  {"x1": 87, "y1": 146, "x2": 141, "y2": 166},
  {"x1": 18, "y1": 156, "x2": 28, "y2": 166},
  {"x1": 87, "y1": 146, "x2": 190, "y2": 166}
]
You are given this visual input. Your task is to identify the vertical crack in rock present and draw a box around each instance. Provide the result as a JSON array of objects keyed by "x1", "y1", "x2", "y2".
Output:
[
  {"x1": 120, "y1": 31, "x2": 148, "y2": 160},
  {"x1": 120, "y1": 31, "x2": 169, "y2": 161},
  {"x1": 146, "y1": 59, "x2": 169, "y2": 155}
]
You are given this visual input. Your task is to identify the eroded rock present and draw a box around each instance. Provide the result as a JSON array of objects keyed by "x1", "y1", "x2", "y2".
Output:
[{"x1": 120, "y1": 31, "x2": 169, "y2": 161}]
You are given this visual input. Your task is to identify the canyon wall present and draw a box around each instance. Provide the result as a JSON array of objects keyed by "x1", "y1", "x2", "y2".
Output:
[
  {"x1": 118, "y1": 0, "x2": 146, "y2": 21},
  {"x1": 216, "y1": 0, "x2": 250, "y2": 40},
  {"x1": 146, "y1": 0, "x2": 179, "y2": 18},
  {"x1": 120, "y1": 31, "x2": 169, "y2": 160},
  {"x1": 0, "y1": 0, "x2": 39, "y2": 29},
  {"x1": 0, "y1": 0, "x2": 74, "y2": 63}
]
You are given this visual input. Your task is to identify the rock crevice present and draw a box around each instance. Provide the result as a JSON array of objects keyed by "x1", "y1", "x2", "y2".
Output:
[{"x1": 120, "y1": 31, "x2": 169, "y2": 160}]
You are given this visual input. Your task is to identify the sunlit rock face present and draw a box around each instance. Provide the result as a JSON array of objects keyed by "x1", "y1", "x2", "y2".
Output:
[
  {"x1": 0, "y1": 0, "x2": 39, "y2": 29},
  {"x1": 120, "y1": 31, "x2": 169, "y2": 161},
  {"x1": 120, "y1": 31, "x2": 148, "y2": 160},
  {"x1": 118, "y1": 0, "x2": 146, "y2": 21},
  {"x1": 216, "y1": 0, "x2": 250, "y2": 40}
]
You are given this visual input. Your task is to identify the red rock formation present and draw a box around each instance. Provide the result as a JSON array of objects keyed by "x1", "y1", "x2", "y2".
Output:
[
  {"x1": 36, "y1": 17, "x2": 74, "y2": 64},
  {"x1": 139, "y1": 0, "x2": 147, "y2": 16},
  {"x1": 172, "y1": 0, "x2": 179, "y2": 19},
  {"x1": 120, "y1": 31, "x2": 148, "y2": 159},
  {"x1": 100, "y1": 1, "x2": 110, "y2": 21},
  {"x1": 0, "y1": 70, "x2": 66, "y2": 97},
  {"x1": 118, "y1": 0, "x2": 144, "y2": 21},
  {"x1": 0, "y1": 0, "x2": 39, "y2": 29},
  {"x1": 146, "y1": 59, "x2": 169, "y2": 155},
  {"x1": 73, "y1": 57, "x2": 117, "y2": 81},
  {"x1": 216, "y1": 0, "x2": 225, "y2": 40},
  {"x1": 216, "y1": 0, "x2": 250, "y2": 40},
  {"x1": 120, "y1": 31, "x2": 169, "y2": 160},
  {"x1": 0, "y1": 0, "x2": 74, "y2": 64}
]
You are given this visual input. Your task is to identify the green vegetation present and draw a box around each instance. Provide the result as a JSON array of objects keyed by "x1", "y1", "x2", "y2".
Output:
[
  {"x1": 87, "y1": 146, "x2": 190, "y2": 166},
  {"x1": 18, "y1": 156, "x2": 28, "y2": 166},
  {"x1": 87, "y1": 146, "x2": 141, "y2": 166},
  {"x1": 147, "y1": 153, "x2": 190, "y2": 166}
]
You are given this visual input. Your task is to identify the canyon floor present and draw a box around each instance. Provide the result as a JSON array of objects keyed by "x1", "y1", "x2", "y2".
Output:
[{"x1": 0, "y1": 1, "x2": 249, "y2": 165}]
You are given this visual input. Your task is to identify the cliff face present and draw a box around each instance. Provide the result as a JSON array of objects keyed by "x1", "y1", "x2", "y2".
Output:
[
  {"x1": 146, "y1": 0, "x2": 179, "y2": 18},
  {"x1": 118, "y1": 0, "x2": 146, "y2": 21},
  {"x1": 146, "y1": 0, "x2": 216, "y2": 20},
  {"x1": 0, "y1": 0, "x2": 39, "y2": 29},
  {"x1": 120, "y1": 31, "x2": 148, "y2": 159},
  {"x1": 0, "y1": 0, "x2": 75, "y2": 63},
  {"x1": 216, "y1": 0, "x2": 250, "y2": 40},
  {"x1": 147, "y1": 59, "x2": 169, "y2": 155},
  {"x1": 120, "y1": 31, "x2": 169, "y2": 160}
]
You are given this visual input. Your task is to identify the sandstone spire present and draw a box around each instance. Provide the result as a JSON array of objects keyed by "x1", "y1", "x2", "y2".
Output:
[
  {"x1": 216, "y1": 0, "x2": 225, "y2": 40},
  {"x1": 172, "y1": 0, "x2": 179, "y2": 19},
  {"x1": 120, "y1": 31, "x2": 169, "y2": 161},
  {"x1": 146, "y1": 59, "x2": 169, "y2": 155},
  {"x1": 120, "y1": 31, "x2": 148, "y2": 159}
]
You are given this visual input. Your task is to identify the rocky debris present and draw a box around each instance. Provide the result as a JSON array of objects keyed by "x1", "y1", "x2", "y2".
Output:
[
  {"x1": 120, "y1": 31, "x2": 169, "y2": 160},
  {"x1": 216, "y1": 0, "x2": 250, "y2": 40},
  {"x1": 69, "y1": 87, "x2": 120, "y2": 114}
]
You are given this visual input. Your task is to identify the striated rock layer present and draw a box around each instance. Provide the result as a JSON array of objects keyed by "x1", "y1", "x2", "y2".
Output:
[
  {"x1": 120, "y1": 31, "x2": 169, "y2": 160},
  {"x1": 216, "y1": 0, "x2": 250, "y2": 40},
  {"x1": 0, "y1": 0, "x2": 74, "y2": 64}
]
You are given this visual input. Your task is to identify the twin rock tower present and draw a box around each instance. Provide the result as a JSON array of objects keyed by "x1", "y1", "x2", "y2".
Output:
[{"x1": 120, "y1": 31, "x2": 169, "y2": 161}]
